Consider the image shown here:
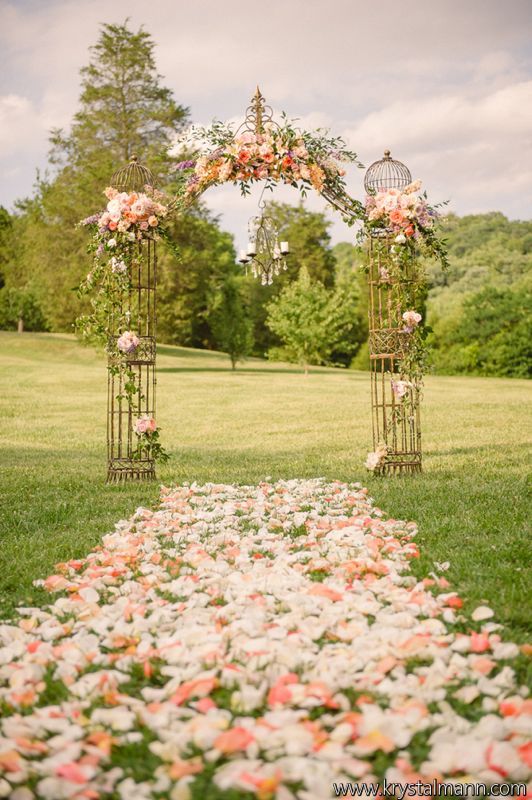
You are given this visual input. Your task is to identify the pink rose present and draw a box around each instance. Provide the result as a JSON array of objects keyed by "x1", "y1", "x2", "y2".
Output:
[
  {"x1": 391, "y1": 380, "x2": 412, "y2": 400},
  {"x1": 402, "y1": 310, "x2": 422, "y2": 329},
  {"x1": 134, "y1": 415, "x2": 157, "y2": 435},
  {"x1": 389, "y1": 209, "x2": 404, "y2": 225},
  {"x1": 117, "y1": 331, "x2": 140, "y2": 354},
  {"x1": 148, "y1": 215, "x2": 158, "y2": 227}
]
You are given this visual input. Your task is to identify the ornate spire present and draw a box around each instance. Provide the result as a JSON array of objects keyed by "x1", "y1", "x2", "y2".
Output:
[{"x1": 237, "y1": 87, "x2": 277, "y2": 136}]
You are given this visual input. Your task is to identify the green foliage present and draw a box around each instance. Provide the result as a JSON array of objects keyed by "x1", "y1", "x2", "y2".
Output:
[
  {"x1": 427, "y1": 213, "x2": 532, "y2": 377},
  {"x1": 432, "y1": 285, "x2": 531, "y2": 377},
  {"x1": 11, "y1": 21, "x2": 189, "y2": 333},
  {"x1": 0, "y1": 287, "x2": 49, "y2": 332},
  {"x1": 157, "y1": 211, "x2": 237, "y2": 348},
  {"x1": 210, "y1": 274, "x2": 254, "y2": 369},
  {"x1": 266, "y1": 266, "x2": 358, "y2": 372}
]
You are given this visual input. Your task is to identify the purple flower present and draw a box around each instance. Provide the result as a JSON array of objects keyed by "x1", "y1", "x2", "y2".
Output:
[
  {"x1": 80, "y1": 213, "x2": 101, "y2": 226},
  {"x1": 173, "y1": 160, "x2": 196, "y2": 171}
]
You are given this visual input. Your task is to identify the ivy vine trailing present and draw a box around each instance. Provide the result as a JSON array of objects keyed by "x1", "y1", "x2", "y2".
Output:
[{"x1": 77, "y1": 186, "x2": 176, "y2": 464}]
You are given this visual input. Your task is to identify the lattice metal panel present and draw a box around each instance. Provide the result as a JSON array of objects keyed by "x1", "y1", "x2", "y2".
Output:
[{"x1": 367, "y1": 235, "x2": 422, "y2": 475}]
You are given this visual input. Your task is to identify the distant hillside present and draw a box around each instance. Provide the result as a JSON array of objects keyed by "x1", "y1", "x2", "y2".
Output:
[{"x1": 427, "y1": 213, "x2": 531, "y2": 377}]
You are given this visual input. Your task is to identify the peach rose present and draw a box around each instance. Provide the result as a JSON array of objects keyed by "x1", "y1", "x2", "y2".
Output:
[{"x1": 389, "y1": 209, "x2": 404, "y2": 225}]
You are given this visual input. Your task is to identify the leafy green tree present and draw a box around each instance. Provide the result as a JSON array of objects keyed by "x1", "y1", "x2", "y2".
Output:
[
  {"x1": 0, "y1": 207, "x2": 48, "y2": 331},
  {"x1": 432, "y1": 284, "x2": 531, "y2": 377},
  {"x1": 210, "y1": 274, "x2": 254, "y2": 369},
  {"x1": 157, "y1": 212, "x2": 236, "y2": 348},
  {"x1": 426, "y1": 213, "x2": 532, "y2": 377},
  {"x1": 266, "y1": 266, "x2": 357, "y2": 373},
  {"x1": 331, "y1": 241, "x2": 368, "y2": 366},
  {"x1": 15, "y1": 21, "x2": 189, "y2": 332},
  {"x1": 0, "y1": 287, "x2": 49, "y2": 332}
]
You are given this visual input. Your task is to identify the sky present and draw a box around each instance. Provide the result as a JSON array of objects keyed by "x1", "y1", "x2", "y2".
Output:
[{"x1": 1, "y1": 0, "x2": 531, "y2": 247}]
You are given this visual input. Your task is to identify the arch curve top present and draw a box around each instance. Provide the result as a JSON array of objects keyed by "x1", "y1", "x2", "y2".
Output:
[{"x1": 170, "y1": 88, "x2": 365, "y2": 222}]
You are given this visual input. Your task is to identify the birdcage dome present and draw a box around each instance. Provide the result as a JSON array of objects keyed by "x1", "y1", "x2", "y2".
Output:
[
  {"x1": 364, "y1": 150, "x2": 412, "y2": 194},
  {"x1": 110, "y1": 155, "x2": 156, "y2": 192}
]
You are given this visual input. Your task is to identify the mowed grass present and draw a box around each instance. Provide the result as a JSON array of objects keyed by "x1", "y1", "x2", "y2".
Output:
[{"x1": 0, "y1": 332, "x2": 531, "y2": 650}]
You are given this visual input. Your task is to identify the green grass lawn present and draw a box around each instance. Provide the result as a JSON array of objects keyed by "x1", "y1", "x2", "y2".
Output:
[{"x1": 0, "y1": 331, "x2": 531, "y2": 650}]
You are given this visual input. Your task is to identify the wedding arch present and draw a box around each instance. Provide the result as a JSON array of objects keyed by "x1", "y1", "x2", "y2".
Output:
[{"x1": 78, "y1": 88, "x2": 448, "y2": 482}]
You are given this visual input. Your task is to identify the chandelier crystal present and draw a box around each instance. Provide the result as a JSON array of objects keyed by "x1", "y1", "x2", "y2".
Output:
[{"x1": 238, "y1": 213, "x2": 289, "y2": 285}]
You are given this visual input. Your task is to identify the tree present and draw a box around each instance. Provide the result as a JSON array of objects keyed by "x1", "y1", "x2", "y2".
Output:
[
  {"x1": 431, "y1": 284, "x2": 531, "y2": 377},
  {"x1": 331, "y1": 241, "x2": 368, "y2": 366},
  {"x1": 157, "y1": 211, "x2": 237, "y2": 348},
  {"x1": 49, "y1": 21, "x2": 188, "y2": 181},
  {"x1": 0, "y1": 287, "x2": 48, "y2": 333},
  {"x1": 0, "y1": 207, "x2": 48, "y2": 332},
  {"x1": 266, "y1": 266, "x2": 357, "y2": 373},
  {"x1": 243, "y1": 201, "x2": 337, "y2": 355},
  {"x1": 15, "y1": 21, "x2": 189, "y2": 332},
  {"x1": 210, "y1": 275, "x2": 254, "y2": 369}
]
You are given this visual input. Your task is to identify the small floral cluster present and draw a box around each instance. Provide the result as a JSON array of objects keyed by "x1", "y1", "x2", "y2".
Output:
[
  {"x1": 82, "y1": 187, "x2": 169, "y2": 238},
  {"x1": 365, "y1": 181, "x2": 434, "y2": 236},
  {"x1": 117, "y1": 330, "x2": 140, "y2": 354},
  {"x1": 0, "y1": 479, "x2": 529, "y2": 799},
  {"x1": 363, "y1": 181, "x2": 449, "y2": 270},
  {"x1": 365, "y1": 442, "x2": 390, "y2": 472},
  {"x1": 171, "y1": 119, "x2": 361, "y2": 204},
  {"x1": 132, "y1": 414, "x2": 169, "y2": 463}
]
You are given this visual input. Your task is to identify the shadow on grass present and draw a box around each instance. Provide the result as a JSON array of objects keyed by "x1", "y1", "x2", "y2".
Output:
[{"x1": 156, "y1": 366, "x2": 342, "y2": 376}]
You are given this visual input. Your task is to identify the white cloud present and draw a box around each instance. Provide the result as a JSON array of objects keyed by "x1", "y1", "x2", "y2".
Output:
[{"x1": 0, "y1": 0, "x2": 531, "y2": 234}]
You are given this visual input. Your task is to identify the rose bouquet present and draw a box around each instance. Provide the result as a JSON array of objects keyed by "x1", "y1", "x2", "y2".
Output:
[{"x1": 363, "y1": 180, "x2": 449, "y2": 269}]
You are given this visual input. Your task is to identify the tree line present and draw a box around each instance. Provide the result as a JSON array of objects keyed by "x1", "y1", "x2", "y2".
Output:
[{"x1": 0, "y1": 21, "x2": 529, "y2": 378}]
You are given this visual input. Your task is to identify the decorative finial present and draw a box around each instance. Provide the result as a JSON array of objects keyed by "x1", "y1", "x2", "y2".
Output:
[
  {"x1": 384, "y1": 149, "x2": 391, "y2": 158},
  {"x1": 251, "y1": 87, "x2": 265, "y2": 134},
  {"x1": 130, "y1": 154, "x2": 138, "y2": 162},
  {"x1": 237, "y1": 88, "x2": 277, "y2": 136}
]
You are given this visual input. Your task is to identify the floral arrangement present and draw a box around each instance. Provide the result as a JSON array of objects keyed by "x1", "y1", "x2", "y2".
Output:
[
  {"x1": 0, "y1": 479, "x2": 528, "y2": 798},
  {"x1": 170, "y1": 118, "x2": 362, "y2": 205},
  {"x1": 117, "y1": 330, "x2": 140, "y2": 354},
  {"x1": 363, "y1": 180, "x2": 449, "y2": 270}
]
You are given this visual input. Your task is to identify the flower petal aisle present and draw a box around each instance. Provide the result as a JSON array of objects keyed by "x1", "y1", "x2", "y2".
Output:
[{"x1": 0, "y1": 480, "x2": 530, "y2": 799}]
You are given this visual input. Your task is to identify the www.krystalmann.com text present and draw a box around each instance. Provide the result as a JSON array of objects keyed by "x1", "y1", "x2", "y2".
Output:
[{"x1": 332, "y1": 780, "x2": 527, "y2": 798}]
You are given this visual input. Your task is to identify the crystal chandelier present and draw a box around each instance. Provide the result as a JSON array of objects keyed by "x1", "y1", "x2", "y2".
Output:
[{"x1": 238, "y1": 212, "x2": 289, "y2": 285}]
